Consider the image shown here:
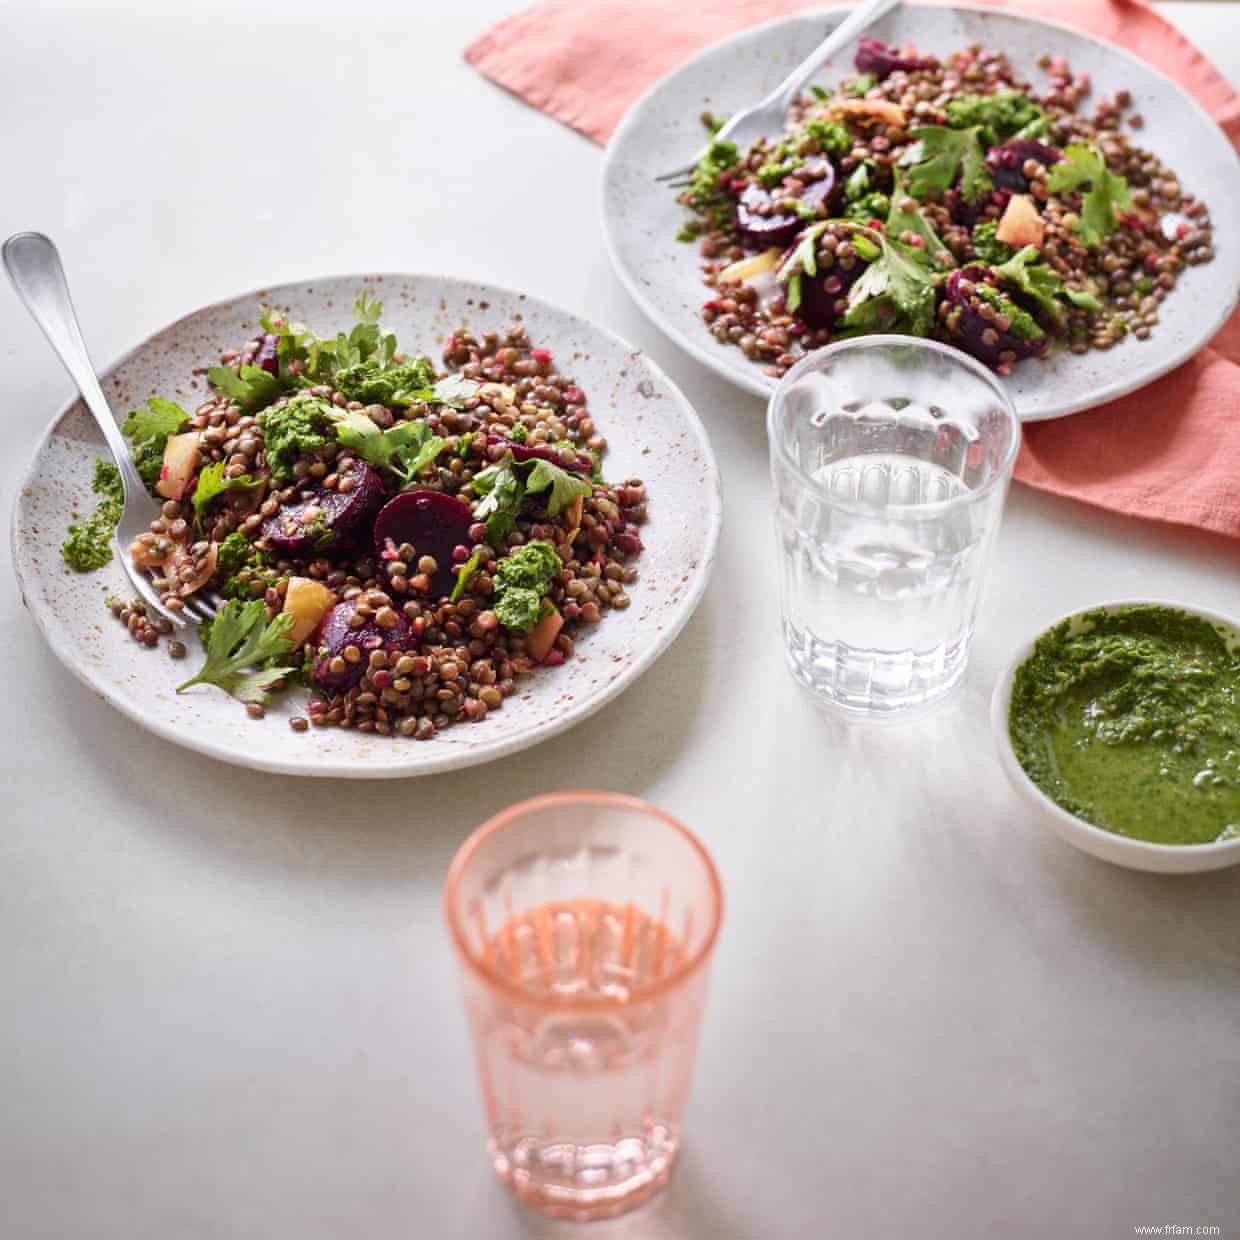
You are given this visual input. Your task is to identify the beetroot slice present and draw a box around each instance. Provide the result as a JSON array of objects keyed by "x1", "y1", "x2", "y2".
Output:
[
  {"x1": 986, "y1": 140, "x2": 1062, "y2": 193},
  {"x1": 942, "y1": 268, "x2": 1047, "y2": 368},
  {"x1": 310, "y1": 599, "x2": 413, "y2": 693},
  {"x1": 796, "y1": 261, "x2": 867, "y2": 329},
  {"x1": 735, "y1": 159, "x2": 837, "y2": 250},
  {"x1": 372, "y1": 489, "x2": 474, "y2": 599},
  {"x1": 254, "y1": 332, "x2": 279, "y2": 376},
  {"x1": 854, "y1": 37, "x2": 937, "y2": 80},
  {"x1": 260, "y1": 460, "x2": 384, "y2": 557},
  {"x1": 489, "y1": 434, "x2": 592, "y2": 475},
  {"x1": 948, "y1": 186, "x2": 1010, "y2": 230}
]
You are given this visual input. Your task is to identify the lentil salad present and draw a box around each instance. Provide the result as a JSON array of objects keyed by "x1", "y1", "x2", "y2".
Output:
[
  {"x1": 676, "y1": 37, "x2": 1215, "y2": 378},
  {"x1": 107, "y1": 294, "x2": 646, "y2": 741}
]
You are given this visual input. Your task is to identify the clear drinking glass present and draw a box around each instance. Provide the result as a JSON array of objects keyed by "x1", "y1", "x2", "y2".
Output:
[
  {"x1": 443, "y1": 792, "x2": 723, "y2": 1221},
  {"x1": 768, "y1": 335, "x2": 1020, "y2": 716}
]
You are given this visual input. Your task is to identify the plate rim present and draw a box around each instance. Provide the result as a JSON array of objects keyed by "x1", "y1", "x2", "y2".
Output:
[
  {"x1": 11, "y1": 270, "x2": 724, "y2": 779},
  {"x1": 600, "y1": 1, "x2": 1240, "y2": 419}
]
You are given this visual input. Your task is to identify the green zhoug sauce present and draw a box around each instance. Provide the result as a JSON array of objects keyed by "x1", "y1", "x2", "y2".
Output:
[
  {"x1": 61, "y1": 458, "x2": 123, "y2": 572},
  {"x1": 1009, "y1": 605, "x2": 1240, "y2": 846}
]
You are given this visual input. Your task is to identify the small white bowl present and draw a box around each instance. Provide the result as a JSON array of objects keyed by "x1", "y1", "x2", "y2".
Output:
[{"x1": 991, "y1": 599, "x2": 1240, "y2": 874}]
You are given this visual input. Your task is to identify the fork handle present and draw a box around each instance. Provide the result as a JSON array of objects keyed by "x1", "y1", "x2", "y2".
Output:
[
  {"x1": 3, "y1": 232, "x2": 147, "y2": 503},
  {"x1": 762, "y1": 0, "x2": 904, "y2": 115}
]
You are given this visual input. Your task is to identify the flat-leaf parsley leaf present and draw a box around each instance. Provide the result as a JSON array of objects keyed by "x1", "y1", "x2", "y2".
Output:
[
  {"x1": 838, "y1": 225, "x2": 940, "y2": 337},
  {"x1": 207, "y1": 362, "x2": 283, "y2": 413},
  {"x1": 177, "y1": 598, "x2": 296, "y2": 705},
  {"x1": 471, "y1": 453, "x2": 592, "y2": 544},
  {"x1": 122, "y1": 397, "x2": 189, "y2": 491},
  {"x1": 885, "y1": 174, "x2": 953, "y2": 262},
  {"x1": 331, "y1": 410, "x2": 447, "y2": 484},
  {"x1": 523, "y1": 457, "x2": 591, "y2": 517},
  {"x1": 1045, "y1": 145, "x2": 1131, "y2": 246},
  {"x1": 901, "y1": 125, "x2": 992, "y2": 202},
  {"x1": 995, "y1": 246, "x2": 1102, "y2": 317},
  {"x1": 192, "y1": 460, "x2": 265, "y2": 528}
]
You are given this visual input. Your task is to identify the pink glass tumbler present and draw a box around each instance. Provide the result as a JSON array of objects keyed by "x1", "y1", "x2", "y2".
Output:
[{"x1": 443, "y1": 791, "x2": 724, "y2": 1220}]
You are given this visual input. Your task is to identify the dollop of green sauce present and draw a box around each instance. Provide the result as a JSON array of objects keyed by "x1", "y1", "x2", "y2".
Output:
[
  {"x1": 493, "y1": 540, "x2": 561, "y2": 633},
  {"x1": 1009, "y1": 606, "x2": 1240, "y2": 845},
  {"x1": 257, "y1": 393, "x2": 334, "y2": 481},
  {"x1": 61, "y1": 459, "x2": 123, "y2": 572}
]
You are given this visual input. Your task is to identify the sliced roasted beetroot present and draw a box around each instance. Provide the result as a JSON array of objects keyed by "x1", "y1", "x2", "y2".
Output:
[
  {"x1": 780, "y1": 224, "x2": 871, "y2": 328},
  {"x1": 253, "y1": 331, "x2": 279, "y2": 376},
  {"x1": 942, "y1": 268, "x2": 1047, "y2": 369},
  {"x1": 797, "y1": 262, "x2": 867, "y2": 329},
  {"x1": 310, "y1": 599, "x2": 413, "y2": 693},
  {"x1": 372, "y1": 489, "x2": 474, "y2": 599},
  {"x1": 854, "y1": 37, "x2": 937, "y2": 80},
  {"x1": 260, "y1": 459, "x2": 384, "y2": 557},
  {"x1": 489, "y1": 434, "x2": 592, "y2": 475},
  {"x1": 947, "y1": 186, "x2": 1009, "y2": 230},
  {"x1": 736, "y1": 159, "x2": 838, "y2": 250},
  {"x1": 986, "y1": 140, "x2": 1062, "y2": 193}
]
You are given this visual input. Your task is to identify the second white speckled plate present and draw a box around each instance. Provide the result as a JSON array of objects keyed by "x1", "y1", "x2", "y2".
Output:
[
  {"x1": 11, "y1": 274, "x2": 721, "y2": 778},
  {"x1": 601, "y1": 3, "x2": 1240, "y2": 420}
]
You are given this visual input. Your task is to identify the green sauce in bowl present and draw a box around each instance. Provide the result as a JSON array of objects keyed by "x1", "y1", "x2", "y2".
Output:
[{"x1": 1008, "y1": 605, "x2": 1240, "y2": 846}]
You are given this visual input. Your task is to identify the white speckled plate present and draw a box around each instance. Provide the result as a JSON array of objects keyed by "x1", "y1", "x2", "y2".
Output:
[
  {"x1": 11, "y1": 274, "x2": 721, "y2": 778},
  {"x1": 601, "y1": 3, "x2": 1240, "y2": 420}
]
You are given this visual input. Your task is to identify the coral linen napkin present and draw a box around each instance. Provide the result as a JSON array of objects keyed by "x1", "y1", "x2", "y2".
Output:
[{"x1": 467, "y1": 0, "x2": 1240, "y2": 539}]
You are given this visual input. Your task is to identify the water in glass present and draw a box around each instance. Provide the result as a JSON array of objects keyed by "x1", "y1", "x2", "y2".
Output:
[
  {"x1": 444, "y1": 793, "x2": 722, "y2": 1221},
  {"x1": 481, "y1": 900, "x2": 686, "y2": 1201},
  {"x1": 769, "y1": 339, "x2": 1019, "y2": 715}
]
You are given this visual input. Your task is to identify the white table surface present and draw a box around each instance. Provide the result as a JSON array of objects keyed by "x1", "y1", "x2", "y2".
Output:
[{"x1": 2, "y1": 3, "x2": 1238, "y2": 1236}]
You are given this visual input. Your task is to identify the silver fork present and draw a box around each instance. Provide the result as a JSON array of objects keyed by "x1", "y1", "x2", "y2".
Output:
[
  {"x1": 655, "y1": 0, "x2": 903, "y2": 185},
  {"x1": 4, "y1": 231, "x2": 218, "y2": 627}
]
